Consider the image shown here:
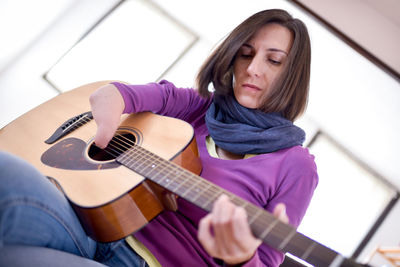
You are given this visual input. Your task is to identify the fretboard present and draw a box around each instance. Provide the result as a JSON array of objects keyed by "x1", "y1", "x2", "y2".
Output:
[{"x1": 117, "y1": 145, "x2": 363, "y2": 267}]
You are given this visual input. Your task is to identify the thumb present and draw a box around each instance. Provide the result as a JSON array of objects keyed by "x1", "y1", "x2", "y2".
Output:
[
  {"x1": 273, "y1": 203, "x2": 289, "y2": 224},
  {"x1": 94, "y1": 123, "x2": 118, "y2": 149}
]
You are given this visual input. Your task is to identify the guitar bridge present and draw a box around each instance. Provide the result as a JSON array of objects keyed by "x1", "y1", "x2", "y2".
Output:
[{"x1": 45, "y1": 111, "x2": 93, "y2": 144}]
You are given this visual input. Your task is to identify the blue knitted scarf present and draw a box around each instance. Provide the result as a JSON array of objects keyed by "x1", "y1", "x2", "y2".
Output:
[{"x1": 205, "y1": 94, "x2": 305, "y2": 154}]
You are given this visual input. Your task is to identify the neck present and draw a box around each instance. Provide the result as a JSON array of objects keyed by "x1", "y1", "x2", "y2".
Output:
[{"x1": 216, "y1": 146, "x2": 244, "y2": 160}]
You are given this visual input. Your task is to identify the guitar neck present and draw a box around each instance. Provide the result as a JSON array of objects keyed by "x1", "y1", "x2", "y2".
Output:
[{"x1": 117, "y1": 145, "x2": 365, "y2": 267}]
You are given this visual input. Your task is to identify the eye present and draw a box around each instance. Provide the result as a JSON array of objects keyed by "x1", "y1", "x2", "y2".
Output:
[
  {"x1": 238, "y1": 44, "x2": 253, "y2": 59},
  {"x1": 240, "y1": 53, "x2": 253, "y2": 58},
  {"x1": 268, "y1": 58, "x2": 282, "y2": 65}
]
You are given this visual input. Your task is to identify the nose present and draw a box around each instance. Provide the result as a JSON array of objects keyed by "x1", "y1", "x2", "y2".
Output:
[{"x1": 246, "y1": 55, "x2": 263, "y2": 77}]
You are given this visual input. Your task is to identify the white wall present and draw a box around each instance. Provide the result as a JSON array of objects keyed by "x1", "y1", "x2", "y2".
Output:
[{"x1": 0, "y1": 0, "x2": 120, "y2": 128}]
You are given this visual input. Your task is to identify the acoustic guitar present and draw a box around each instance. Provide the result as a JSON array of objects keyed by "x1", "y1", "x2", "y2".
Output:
[{"x1": 0, "y1": 81, "x2": 368, "y2": 267}]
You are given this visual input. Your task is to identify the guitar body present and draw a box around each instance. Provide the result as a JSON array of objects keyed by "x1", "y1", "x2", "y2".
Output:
[{"x1": 0, "y1": 81, "x2": 202, "y2": 242}]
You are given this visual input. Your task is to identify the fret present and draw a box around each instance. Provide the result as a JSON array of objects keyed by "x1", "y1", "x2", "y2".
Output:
[
  {"x1": 127, "y1": 147, "x2": 151, "y2": 163},
  {"x1": 145, "y1": 163, "x2": 160, "y2": 176},
  {"x1": 230, "y1": 195, "x2": 244, "y2": 206},
  {"x1": 239, "y1": 201, "x2": 248, "y2": 209},
  {"x1": 148, "y1": 168, "x2": 168, "y2": 183},
  {"x1": 182, "y1": 181, "x2": 213, "y2": 204},
  {"x1": 150, "y1": 163, "x2": 177, "y2": 180},
  {"x1": 125, "y1": 151, "x2": 166, "y2": 183},
  {"x1": 122, "y1": 147, "x2": 199, "y2": 197},
  {"x1": 329, "y1": 254, "x2": 344, "y2": 267},
  {"x1": 301, "y1": 241, "x2": 317, "y2": 261},
  {"x1": 248, "y1": 208, "x2": 263, "y2": 225},
  {"x1": 122, "y1": 150, "x2": 143, "y2": 167},
  {"x1": 243, "y1": 202, "x2": 263, "y2": 219},
  {"x1": 173, "y1": 172, "x2": 190, "y2": 192},
  {"x1": 259, "y1": 218, "x2": 279, "y2": 239},
  {"x1": 191, "y1": 183, "x2": 212, "y2": 203},
  {"x1": 200, "y1": 189, "x2": 221, "y2": 210},
  {"x1": 305, "y1": 241, "x2": 340, "y2": 266},
  {"x1": 151, "y1": 164, "x2": 175, "y2": 184},
  {"x1": 158, "y1": 173, "x2": 181, "y2": 189},
  {"x1": 180, "y1": 178, "x2": 202, "y2": 197},
  {"x1": 129, "y1": 157, "x2": 154, "y2": 174},
  {"x1": 278, "y1": 228, "x2": 296, "y2": 250},
  {"x1": 141, "y1": 151, "x2": 162, "y2": 171},
  {"x1": 166, "y1": 174, "x2": 188, "y2": 191},
  {"x1": 279, "y1": 228, "x2": 314, "y2": 257},
  {"x1": 127, "y1": 146, "x2": 142, "y2": 158},
  {"x1": 162, "y1": 168, "x2": 187, "y2": 190},
  {"x1": 160, "y1": 166, "x2": 179, "y2": 185},
  {"x1": 163, "y1": 177, "x2": 175, "y2": 187},
  {"x1": 116, "y1": 148, "x2": 130, "y2": 163},
  {"x1": 130, "y1": 152, "x2": 153, "y2": 172}
]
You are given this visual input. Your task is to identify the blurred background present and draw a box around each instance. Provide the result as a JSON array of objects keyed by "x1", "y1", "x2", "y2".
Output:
[{"x1": 0, "y1": 0, "x2": 399, "y2": 266}]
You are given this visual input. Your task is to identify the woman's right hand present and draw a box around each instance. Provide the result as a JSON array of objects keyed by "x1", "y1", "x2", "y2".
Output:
[{"x1": 89, "y1": 83, "x2": 125, "y2": 149}]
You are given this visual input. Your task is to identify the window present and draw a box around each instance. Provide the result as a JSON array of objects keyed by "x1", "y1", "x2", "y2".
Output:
[
  {"x1": 45, "y1": 0, "x2": 197, "y2": 92},
  {"x1": 298, "y1": 131, "x2": 397, "y2": 257}
]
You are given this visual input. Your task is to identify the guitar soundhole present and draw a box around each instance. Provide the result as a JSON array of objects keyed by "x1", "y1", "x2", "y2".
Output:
[{"x1": 88, "y1": 131, "x2": 136, "y2": 162}]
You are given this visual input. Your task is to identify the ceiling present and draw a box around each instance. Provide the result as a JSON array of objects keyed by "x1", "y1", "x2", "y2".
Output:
[{"x1": 292, "y1": 0, "x2": 400, "y2": 81}]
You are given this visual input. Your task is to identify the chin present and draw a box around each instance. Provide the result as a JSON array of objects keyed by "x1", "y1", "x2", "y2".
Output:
[{"x1": 236, "y1": 98, "x2": 258, "y2": 109}]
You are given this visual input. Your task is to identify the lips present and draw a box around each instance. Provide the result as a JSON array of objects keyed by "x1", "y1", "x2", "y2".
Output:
[{"x1": 242, "y1": 83, "x2": 261, "y2": 91}]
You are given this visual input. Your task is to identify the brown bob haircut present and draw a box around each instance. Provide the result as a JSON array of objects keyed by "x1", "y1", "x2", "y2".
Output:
[{"x1": 196, "y1": 9, "x2": 311, "y2": 121}]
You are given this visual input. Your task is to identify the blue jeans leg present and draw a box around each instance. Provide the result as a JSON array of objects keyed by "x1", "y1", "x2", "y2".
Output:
[
  {"x1": 0, "y1": 151, "x2": 148, "y2": 267},
  {"x1": 96, "y1": 240, "x2": 148, "y2": 267},
  {"x1": 0, "y1": 151, "x2": 96, "y2": 257}
]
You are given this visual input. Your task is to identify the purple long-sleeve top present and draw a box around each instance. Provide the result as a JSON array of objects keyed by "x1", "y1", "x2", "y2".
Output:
[{"x1": 111, "y1": 80, "x2": 318, "y2": 267}]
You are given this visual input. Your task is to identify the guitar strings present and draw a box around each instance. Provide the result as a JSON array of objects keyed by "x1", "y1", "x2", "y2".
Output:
[
  {"x1": 75, "y1": 116, "x2": 271, "y2": 217},
  {"x1": 74, "y1": 116, "x2": 226, "y2": 203},
  {"x1": 106, "y1": 133, "x2": 262, "y2": 214},
  {"x1": 104, "y1": 134, "x2": 284, "y2": 235},
  {"x1": 73, "y1": 116, "x2": 222, "y2": 203},
  {"x1": 110, "y1": 134, "x2": 224, "y2": 202},
  {"x1": 94, "y1": 129, "x2": 228, "y2": 207},
  {"x1": 72, "y1": 116, "x2": 199, "y2": 189},
  {"x1": 72, "y1": 116, "x2": 284, "y2": 235},
  {"x1": 75, "y1": 116, "x2": 271, "y2": 213},
  {"x1": 76, "y1": 119, "x2": 312, "y2": 254},
  {"x1": 104, "y1": 134, "x2": 293, "y2": 245},
  {"x1": 56, "y1": 116, "x2": 317, "y2": 257}
]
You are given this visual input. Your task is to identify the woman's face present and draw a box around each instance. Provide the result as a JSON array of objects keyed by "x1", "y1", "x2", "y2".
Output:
[{"x1": 233, "y1": 23, "x2": 293, "y2": 109}]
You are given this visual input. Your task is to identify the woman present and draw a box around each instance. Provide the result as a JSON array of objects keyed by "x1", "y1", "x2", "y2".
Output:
[{"x1": 0, "y1": 9, "x2": 317, "y2": 267}]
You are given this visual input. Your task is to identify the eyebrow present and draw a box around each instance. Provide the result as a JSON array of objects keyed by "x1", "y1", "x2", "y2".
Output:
[
  {"x1": 242, "y1": 44, "x2": 288, "y2": 55},
  {"x1": 268, "y1": 48, "x2": 288, "y2": 55}
]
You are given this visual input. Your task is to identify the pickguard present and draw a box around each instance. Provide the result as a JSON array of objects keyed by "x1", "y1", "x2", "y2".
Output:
[{"x1": 41, "y1": 137, "x2": 119, "y2": 170}]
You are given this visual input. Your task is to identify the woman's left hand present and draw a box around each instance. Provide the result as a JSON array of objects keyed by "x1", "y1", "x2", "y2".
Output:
[
  {"x1": 198, "y1": 194, "x2": 259, "y2": 265},
  {"x1": 198, "y1": 194, "x2": 289, "y2": 265}
]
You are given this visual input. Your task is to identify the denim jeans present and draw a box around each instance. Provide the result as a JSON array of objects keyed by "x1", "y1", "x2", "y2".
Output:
[{"x1": 0, "y1": 151, "x2": 147, "y2": 267}]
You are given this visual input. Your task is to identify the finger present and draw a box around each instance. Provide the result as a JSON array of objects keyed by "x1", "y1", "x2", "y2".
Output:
[
  {"x1": 212, "y1": 195, "x2": 236, "y2": 255},
  {"x1": 94, "y1": 123, "x2": 118, "y2": 149},
  {"x1": 198, "y1": 214, "x2": 217, "y2": 257},
  {"x1": 221, "y1": 207, "x2": 262, "y2": 265},
  {"x1": 212, "y1": 194, "x2": 232, "y2": 222},
  {"x1": 235, "y1": 207, "x2": 262, "y2": 247},
  {"x1": 232, "y1": 207, "x2": 262, "y2": 251},
  {"x1": 231, "y1": 206, "x2": 251, "y2": 251},
  {"x1": 90, "y1": 84, "x2": 124, "y2": 148},
  {"x1": 273, "y1": 203, "x2": 289, "y2": 224}
]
